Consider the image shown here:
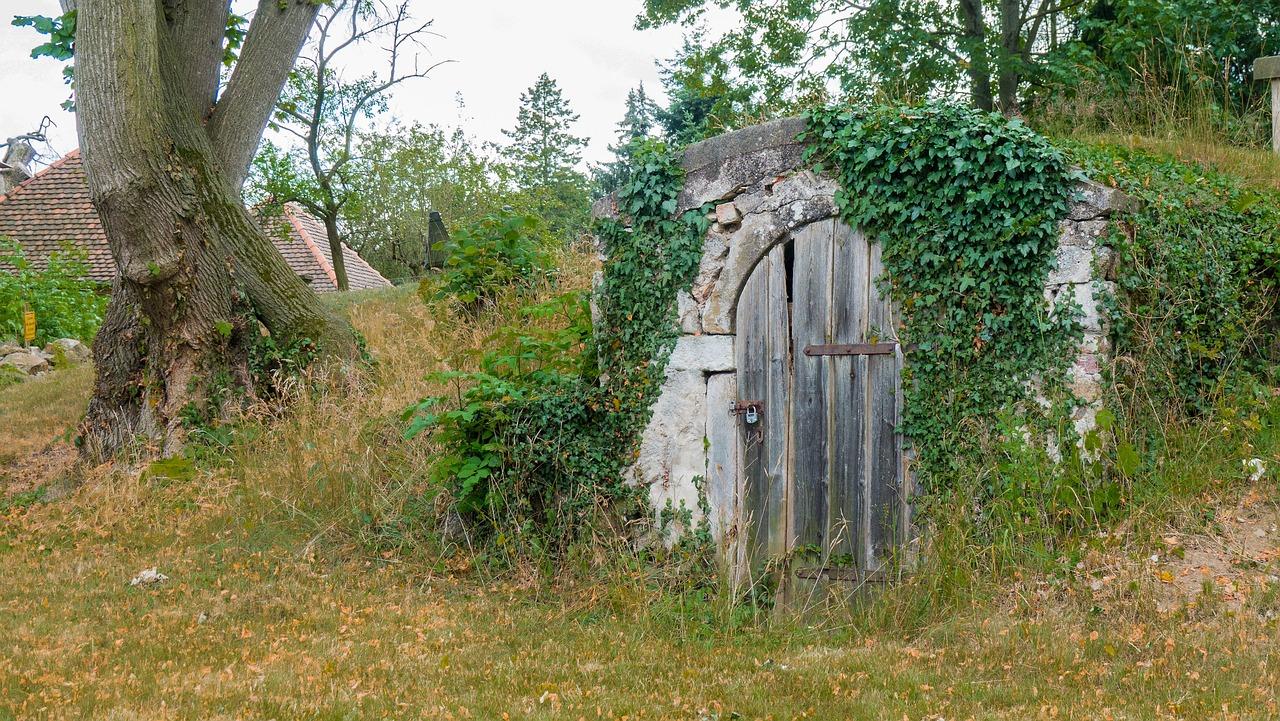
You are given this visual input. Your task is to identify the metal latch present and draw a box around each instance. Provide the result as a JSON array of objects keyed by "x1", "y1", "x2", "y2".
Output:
[{"x1": 730, "y1": 400, "x2": 763, "y2": 424}]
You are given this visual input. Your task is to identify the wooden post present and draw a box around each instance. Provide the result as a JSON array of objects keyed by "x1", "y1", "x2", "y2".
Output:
[{"x1": 1255, "y1": 56, "x2": 1280, "y2": 154}]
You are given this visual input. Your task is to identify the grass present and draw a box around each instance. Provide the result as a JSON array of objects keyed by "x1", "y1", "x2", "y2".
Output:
[{"x1": 3, "y1": 263, "x2": 1280, "y2": 716}]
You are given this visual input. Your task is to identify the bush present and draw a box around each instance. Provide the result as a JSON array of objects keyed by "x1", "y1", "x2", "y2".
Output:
[
  {"x1": 405, "y1": 141, "x2": 711, "y2": 558},
  {"x1": 434, "y1": 210, "x2": 550, "y2": 310},
  {"x1": 1071, "y1": 144, "x2": 1280, "y2": 418},
  {"x1": 403, "y1": 292, "x2": 629, "y2": 543},
  {"x1": 0, "y1": 239, "x2": 107, "y2": 346}
]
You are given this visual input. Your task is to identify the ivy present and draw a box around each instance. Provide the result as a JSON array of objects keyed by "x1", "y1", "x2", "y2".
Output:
[
  {"x1": 803, "y1": 103, "x2": 1082, "y2": 489},
  {"x1": 1070, "y1": 144, "x2": 1280, "y2": 417},
  {"x1": 404, "y1": 139, "x2": 711, "y2": 552}
]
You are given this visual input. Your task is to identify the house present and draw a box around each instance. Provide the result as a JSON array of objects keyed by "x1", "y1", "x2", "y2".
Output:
[{"x1": 0, "y1": 150, "x2": 392, "y2": 292}]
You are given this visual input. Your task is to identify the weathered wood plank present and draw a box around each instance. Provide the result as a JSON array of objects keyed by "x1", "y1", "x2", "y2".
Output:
[
  {"x1": 705, "y1": 372, "x2": 742, "y2": 580},
  {"x1": 761, "y1": 245, "x2": 791, "y2": 560},
  {"x1": 865, "y1": 240, "x2": 899, "y2": 570},
  {"x1": 789, "y1": 220, "x2": 834, "y2": 551},
  {"x1": 734, "y1": 256, "x2": 770, "y2": 570},
  {"x1": 828, "y1": 223, "x2": 868, "y2": 562}
]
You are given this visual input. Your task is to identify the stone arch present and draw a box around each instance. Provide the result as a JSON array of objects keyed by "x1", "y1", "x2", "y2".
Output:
[{"x1": 593, "y1": 117, "x2": 1126, "y2": 565}]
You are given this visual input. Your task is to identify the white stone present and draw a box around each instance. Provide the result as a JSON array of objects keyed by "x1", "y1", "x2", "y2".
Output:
[
  {"x1": 628, "y1": 369, "x2": 710, "y2": 536},
  {"x1": 44, "y1": 338, "x2": 91, "y2": 364},
  {"x1": 667, "y1": 335, "x2": 734, "y2": 372},
  {"x1": 1, "y1": 351, "x2": 49, "y2": 375},
  {"x1": 1048, "y1": 245, "x2": 1093, "y2": 285},
  {"x1": 128, "y1": 568, "x2": 169, "y2": 587},
  {"x1": 676, "y1": 291, "x2": 702, "y2": 335},
  {"x1": 1069, "y1": 282, "x2": 1105, "y2": 333}
]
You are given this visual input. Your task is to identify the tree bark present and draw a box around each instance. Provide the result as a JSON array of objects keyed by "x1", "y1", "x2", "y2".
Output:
[
  {"x1": 322, "y1": 212, "x2": 351, "y2": 292},
  {"x1": 209, "y1": 0, "x2": 321, "y2": 188},
  {"x1": 76, "y1": 0, "x2": 358, "y2": 460},
  {"x1": 997, "y1": 0, "x2": 1022, "y2": 115},
  {"x1": 957, "y1": 0, "x2": 994, "y2": 112}
]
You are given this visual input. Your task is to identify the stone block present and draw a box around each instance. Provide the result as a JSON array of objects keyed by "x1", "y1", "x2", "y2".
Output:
[
  {"x1": 1069, "y1": 179, "x2": 1131, "y2": 220},
  {"x1": 1048, "y1": 245, "x2": 1093, "y2": 285},
  {"x1": 678, "y1": 117, "x2": 809, "y2": 213},
  {"x1": 45, "y1": 338, "x2": 91, "y2": 364},
  {"x1": 676, "y1": 291, "x2": 702, "y2": 335},
  {"x1": 715, "y1": 202, "x2": 743, "y2": 226},
  {"x1": 629, "y1": 369, "x2": 711, "y2": 534},
  {"x1": 667, "y1": 335, "x2": 734, "y2": 373},
  {"x1": 1, "y1": 351, "x2": 49, "y2": 375}
]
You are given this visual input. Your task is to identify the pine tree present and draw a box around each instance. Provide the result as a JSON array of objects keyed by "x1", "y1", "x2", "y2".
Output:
[
  {"x1": 591, "y1": 83, "x2": 660, "y2": 197},
  {"x1": 501, "y1": 73, "x2": 589, "y2": 190}
]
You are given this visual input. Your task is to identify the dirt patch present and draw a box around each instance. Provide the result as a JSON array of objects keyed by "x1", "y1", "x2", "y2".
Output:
[
  {"x1": 1080, "y1": 486, "x2": 1280, "y2": 616},
  {"x1": 1151, "y1": 488, "x2": 1280, "y2": 613},
  {"x1": 0, "y1": 442, "x2": 77, "y2": 500}
]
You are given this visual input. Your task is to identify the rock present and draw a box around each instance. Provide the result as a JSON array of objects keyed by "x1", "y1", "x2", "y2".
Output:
[
  {"x1": 1, "y1": 351, "x2": 50, "y2": 376},
  {"x1": 666, "y1": 335, "x2": 734, "y2": 373},
  {"x1": 676, "y1": 291, "x2": 702, "y2": 335},
  {"x1": 0, "y1": 341, "x2": 20, "y2": 357},
  {"x1": 44, "y1": 338, "x2": 91, "y2": 364},
  {"x1": 715, "y1": 202, "x2": 743, "y2": 226},
  {"x1": 128, "y1": 568, "x2": 169, "y2": 587}
]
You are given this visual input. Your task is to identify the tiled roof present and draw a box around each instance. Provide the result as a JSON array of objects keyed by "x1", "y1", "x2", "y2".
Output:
[
  {"x1": 0, "y1": 152, "x2": 392, "y2": 292},
  {"x1": 0, "y1": 151, "x2": 114, "y2": 282},
  {"x1": 259, "y1": 203, "x2": 393, "y2": 292}
]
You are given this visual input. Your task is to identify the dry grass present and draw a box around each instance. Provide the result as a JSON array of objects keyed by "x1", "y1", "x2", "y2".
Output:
[{"x1": 3, "y1": 258, "x2": 1280, "y2": 719}]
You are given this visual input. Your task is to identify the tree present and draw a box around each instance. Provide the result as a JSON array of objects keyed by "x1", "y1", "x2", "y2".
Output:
[
  {"x1": 251, "y1": 0, "x2": 445, "y2": 291},
  {"x1": 591, "y1": 83, "x2": 660, "y2": 197},
  {"x1": 500, "y1": 74, "x2": 592, "y2": 244},
  {"x1": 341, "y1": 123, "x2": 514, "y2": 280},
  {"x1": 18, "y1": 0, "x2": 360, "y2": 459},
  {"x1": 501, "y1": 73, "x2": 589, "y2": 190},
  {"x1": 639, "y1": 0, "x2": 1092, "y2": 114}
]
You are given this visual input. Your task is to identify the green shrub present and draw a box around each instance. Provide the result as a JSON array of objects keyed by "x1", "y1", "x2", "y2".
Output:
[
  {"x1": 434, "y1": 210, "x2": 550, "y2": 310},
  {"x1": 1071, "y1": 144, "x2": 1280, "y2": 419},
  {"x1": 405, "y1": 140, "x2": 711, "y2": 557},
  {"x1": 403, "y1": 292, "x2": 624, "y2": 532},
  {"x1": 0, "y1": 239, "x2": 107, "y2": 345}
]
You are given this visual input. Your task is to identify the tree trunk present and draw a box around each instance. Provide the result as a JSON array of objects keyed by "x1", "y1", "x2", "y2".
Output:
[
  {"x1": 957, "y1": 0, "x2": 994, "y2": 112},
  {"x1": 322, "y1": 212, "x2": 351, "y2": 292},
  {"x1": 997, "y1": 0, "x2": 1022, "y2": 115},
  {"x1": 76, "y1": 0, "x2": 358, "y2": 460}
]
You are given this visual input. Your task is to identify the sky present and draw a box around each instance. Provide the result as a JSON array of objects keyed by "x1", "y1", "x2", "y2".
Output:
[{"x1": 0, "y1": 0, "x2": 704, "y2": 169}]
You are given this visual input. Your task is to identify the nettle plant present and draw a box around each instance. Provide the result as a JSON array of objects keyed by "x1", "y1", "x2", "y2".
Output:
[
  {"x1": 404, "y1": 140, "x2": 711, "y2": 552},
  {"x1": 433, "y1": 210, "x2": 551, "y2": 311},
  {"x1": 804, "y1": 103, "x2": 1082, "y2": 493},
  {"x1": 0, "y1": 240, "x2": 106, "y2": 345}
]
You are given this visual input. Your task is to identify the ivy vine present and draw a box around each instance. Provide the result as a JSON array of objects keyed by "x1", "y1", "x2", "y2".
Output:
[
  {"x1": 803, "y1": 103, "x2": 1082, "y2": 488},
  {"x1": 404, "y1": 140, "x2": 711, "y2": 552}
]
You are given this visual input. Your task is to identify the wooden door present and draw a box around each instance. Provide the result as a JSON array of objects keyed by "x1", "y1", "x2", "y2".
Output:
[{"x1": 733, "y1": 218, "x2": 907, "y2": 587}]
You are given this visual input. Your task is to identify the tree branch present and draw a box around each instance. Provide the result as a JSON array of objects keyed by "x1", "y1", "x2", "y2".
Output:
[
  {"x1": 162, "y1": 0, "x2": 232, "y2": 120},
  {"x1": 207, "y1": 0, "x2": 320, "y2": 188}
]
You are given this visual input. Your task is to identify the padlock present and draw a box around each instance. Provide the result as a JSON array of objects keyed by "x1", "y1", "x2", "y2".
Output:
[{"x1": 744, "y1": 405, "x2": 759, "y2": 424}]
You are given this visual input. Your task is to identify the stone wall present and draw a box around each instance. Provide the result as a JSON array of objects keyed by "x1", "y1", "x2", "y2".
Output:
[{"x1": 596, "y1": 117, "x2": 1127, "y2": 548}]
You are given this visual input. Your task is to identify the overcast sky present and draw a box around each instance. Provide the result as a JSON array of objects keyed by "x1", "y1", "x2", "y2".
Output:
[{"x1": 0, "y1": 1, "x2": 702, "y2": 168}]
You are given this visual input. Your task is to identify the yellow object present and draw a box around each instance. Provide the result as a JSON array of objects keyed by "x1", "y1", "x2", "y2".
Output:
[{"x1": 22, "y1": 308, "x2": 36, "y2": 343}]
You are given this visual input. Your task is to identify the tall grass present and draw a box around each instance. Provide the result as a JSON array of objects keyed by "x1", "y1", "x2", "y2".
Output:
[{"x1": 1033, "y1": 32, "x2": 1269, "y2": 151}]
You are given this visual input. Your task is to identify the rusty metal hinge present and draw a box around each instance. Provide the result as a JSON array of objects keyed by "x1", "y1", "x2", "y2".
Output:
[{"x1": 804, "y1": 343, "x2": 897, "y2": 357}]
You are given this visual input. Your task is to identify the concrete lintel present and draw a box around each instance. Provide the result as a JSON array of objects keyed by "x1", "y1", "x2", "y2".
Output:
[{"x1": 1255, "y1": 56, "x2": 1280, "y2": 81}]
